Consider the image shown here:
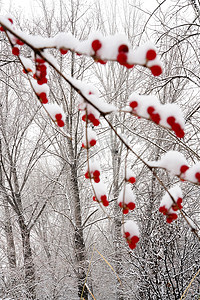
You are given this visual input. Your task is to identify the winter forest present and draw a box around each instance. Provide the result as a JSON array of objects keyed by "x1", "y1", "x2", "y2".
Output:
[{"x1": 0, "y1": 0, "x2": 199, "y2": 299}]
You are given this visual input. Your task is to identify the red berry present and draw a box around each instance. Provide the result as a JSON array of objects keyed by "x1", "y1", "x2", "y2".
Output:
[
  {"x1": 166, "y1": 213, "x2": 177, "y2": 223},
  {"x1": 177, "y1": 198, "x2": 183, "y2": 209},
  {"x1": 16, "y1": 39, "x2": 24, "y2": 45},
  {"x1": 102, "y1": 200, "x2": 109, "y2": 207},
  {"x1": 88, "y1": 113, "x2": 95, "y2": 122},
  {"x1": 118, "y1": 44, "x2": 129, "y2": 53},
  {"x1": 94, "y1": 177, "x2": 100, "y2": 183},
  {"x1": 97, "y1": 59, "x2": 107, "y2": 65},
  {"x1": 35, "y1": 58, "x2": 45, "y2": 63},
  {"x1": 57, "y1": 120, "x2": 65, "y2": 127},
  {"x1": 92, "y1": 39, "x2": 102, "y2": 52},
  {"x1": 128, "y1": 177, "x2": 136, "y2": 184},
  {"x1": 147, "y1": 106, "x2": 155, "y2": 115},
  {"x1": 93, "y1": 196, "x2": 97, "y2": 201},
  {"x1": 89, "y1": 139, "x2": 96, "y2": 147},
  {"x1": 38, "y1": 92, "x2": 48, "y2": 104},
  {"x1": 166, "y1": 217, "x2": 173, "y2": 224},
  {"x1": 125, "y1": 63, "x2": 134, "y2": 69},
  {"x1": 8, "y1": 18, "x2": 13, "y2": 24},
  {"x1": 146, "y1": 49, "x2": 157, "y2": 60},
  {"x1": 124, "y1": 232, "x2": 130, "y2": 238},
  {"x1": 82, "y1": 114, "x2": 86, "y2": 122},
  {"x1": 37, "y1": 78, "x2": 48, "y2": 85},
  {"x1": 151, "y1": 113, "x2": 161, "y2": 124},
  {"x1": 129, "y1": 242, "x2": 136, "y2": 250},
  {"x1": 159, "y1": 206, "x2": 167, "y2": 215},
  {"x1": 180, "y1": 165, "x2": 189, "y2": 174},
  {"x1": 175, "y1": 129, "x2": 185, "y2": 138},
  {"x1": 93, "y1": 170, "x2": 100, "y2": 177},
  {"x1": 131, "y1": 236, "x2": 139, "y2": 244},
  {"x1": 127, "y1": 202, "x2": 135, "y2": 210},
  {"x1": 195, "y1": 172, "x2": 200, "y2": 182},
  {"x1": 172, "y1": 122, "x2": 181, "y2": 131},
  {"x1": 172, "y1": 204, "x2": 178, "y2": 211},
  {"x1": 129, "y1": 101, "x2": 138, "y2": 109},
  {"x1": 150, "y1": 65, "x2": 162, "y2": 76},
  {"x1": 85, "y1": 171, "x2": 90, "y2": 179},
  {"x1": 38, "y1": 63, "x2": 47, "y2": 71},
  {"x1": 171, "y1": 123, "x2": 184, "y2": 138},
  {"x1": 0, "y1": 26, "x2": 4, "y2": 31},
  {"x1": 119, "y1": 202, "x2": 123, "y2": 208},
  {"x1": 167, "y1": 116, "x2": 176, "y2": 126},
  {"x1": 101, "y1": 195, "x2": 107, "y2": 202},
  {"x1": 92, "y1": 118, "x2": 100, "y2": 126},
  {"x1": 12, "y1": 47, "x2": 20, "y2": 56},
  {"x1": 123, "y1": 208, "x2": 129, "y2": 214},
  {"x1": 55, "y1": 113, "x2": 62, "y2": 121},
  {"x1": 117, "y1": 52, "x2": 127, "y2": 65},
  {"x1": 60, "y1": 48, "x2": 68, "y2": 55}
]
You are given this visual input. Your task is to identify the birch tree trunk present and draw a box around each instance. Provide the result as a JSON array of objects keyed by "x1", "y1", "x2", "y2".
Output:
[{"x1": 67, "y1": 137, "x2": 88, "y2": 300}]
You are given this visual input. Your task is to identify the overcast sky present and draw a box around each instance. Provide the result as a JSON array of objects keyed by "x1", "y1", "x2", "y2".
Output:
[{"x1": 1, "y1": 0, "x2": 159, "y2": 16}]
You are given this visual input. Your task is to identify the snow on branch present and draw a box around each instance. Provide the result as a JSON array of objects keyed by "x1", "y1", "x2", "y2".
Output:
[{"x1": 0, "y1": 15, "x2": 163, "y2": 75}]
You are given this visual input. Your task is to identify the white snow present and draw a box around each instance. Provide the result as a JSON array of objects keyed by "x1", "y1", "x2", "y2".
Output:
[
  {"x1": 31, "y1": 80, "x2": 50, "y2": 95},
  {"x1": 93, "y1": 182, "x2": 107, "y2": 200},
  {"x1": 20, "y1": 55, "x2": 35, "y2": 72},
  {"x1": 148, "y1": 151, "x2": 188, "y2": 176},
  {"x1": 159, "y1": 185, "x2": 182, "y2": 210},
  {"x1": 127, "y1": 92, "x2": 184, "y2": 130},
  {"x1": 184, "y1": 162, "x2": 200, "y2": 183},
  {"x1": 82, "y1": 127, "x2": 97, "y2": 147},
  {"x1": 117, "y1": 185, "x2": 136, "y2": 205},
  {"x1": 43, "y1": 103, "x2": 65, "y2": 120},
  {"x1": 125, "y1": 168, "x2": 136, "y2": 181},
  {"x1": 122, "y1": 220, "x2": 139, "y2": 237}
]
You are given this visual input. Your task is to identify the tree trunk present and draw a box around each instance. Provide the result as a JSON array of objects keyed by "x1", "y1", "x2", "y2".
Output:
[
  {"x1": 70, "y1": 162, "x2": 88, "y2": 300},
  {"x1": 18, "y1": 215, "x2": 36, "y2": 299},
  {"x1": 3, "y1": 198, "x2": 16, "y2": 270}
]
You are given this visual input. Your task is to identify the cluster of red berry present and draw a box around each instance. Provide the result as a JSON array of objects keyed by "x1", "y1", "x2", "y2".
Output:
[
  {"x1": 91, "y1": 39, "x2": 162, "y2": 76},
  {"x1": 179, "y1": 165, "x2": 189, "y2": 179},
  {"x1": 147, "y1": 106, "x2": 161, "y2": 124},
  {"x1": 129, "y1": 100, "x2": 185, "y2": 138},
  {"x1": 91, "y1": 39, "x2": 107, "y2": 64},
  {"x1": 118, "y1": 177, "x2": 136, "y2": 214},
  {"x1": 33, "y1": 57, "x2": 50, "y2": 107},
  {"x1": 124, "y1": 231, "x2": 140, "y2": 250},
  {"x1": 167, "y1": 116, "x2": 185, "y2": 138},
  {"x1": 34, "y1": 58, "x2": 48, "y2": 85},
  {"x1": 34, "y1": 59, "x2": 65, "y2": 127},
  {"x1": 180, "y1": 164, "x2": 200, "y2": 184},
  {"x1": 82, "y1": 112, "x2": 100, "y2": 126},
  {"x1": 93, "y1": 194, "x2": 109, "y2": 207},
  {"x1": 82, "y1": 138, "x2": 96, "y2": 149},
  {"x1": 55, "y1": 113, "x2": 65, "y2": 127},
  {"x1": 0, "y1": 18, "x2": 24, "y2": 56},
  {"x1": 159, "y1": 197, "x2": 183, "y2": 223},
  {"x1": 60, "y1": 48, "x2": 68, "y2": 55},
  {"x1": 85, "y1": 169, "x2": 100, "y2": 183},
  {"x1": 116, "y1": 44, "x2": 134, "y2": 69},
  {"x1": 119, "y1": 201, "x2": 135, "y2": 214},
  {"x1": 37, "y1": 92, "x2": 48, "y2": 104}
]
